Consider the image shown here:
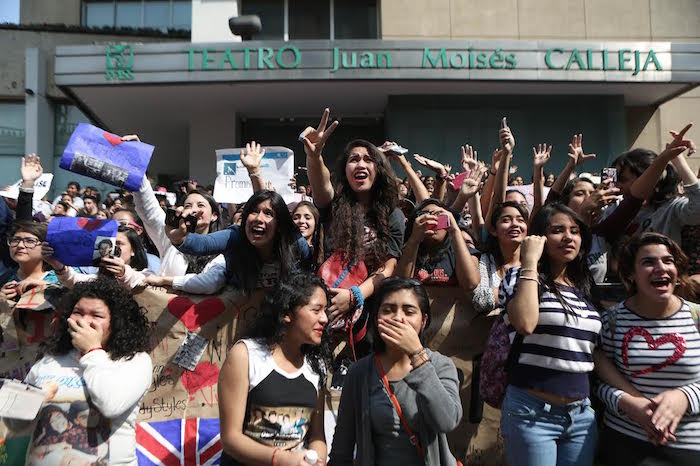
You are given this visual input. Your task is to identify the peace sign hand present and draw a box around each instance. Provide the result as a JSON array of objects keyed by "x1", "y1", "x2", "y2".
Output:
[{"x1": 300, "y1": 108, "x2": 339, "y2": 160}]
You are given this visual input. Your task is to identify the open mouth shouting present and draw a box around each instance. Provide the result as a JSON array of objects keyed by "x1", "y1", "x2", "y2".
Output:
[{"x1": 649, "y1": 276, "x2": 672, "y2": 293}]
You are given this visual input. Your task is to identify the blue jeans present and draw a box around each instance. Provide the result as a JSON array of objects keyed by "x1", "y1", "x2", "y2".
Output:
[{"x1": 500, "y1": 385, "x2": 597, "y2": 466}]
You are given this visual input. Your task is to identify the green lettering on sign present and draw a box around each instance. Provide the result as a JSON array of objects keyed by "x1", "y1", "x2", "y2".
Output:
[{"x1": 105, "y1": 45, "x2": 134, "y2": 81}]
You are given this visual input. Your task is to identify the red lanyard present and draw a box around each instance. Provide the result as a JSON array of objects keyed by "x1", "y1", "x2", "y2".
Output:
[{"x1": 374, "y1": 354, "x2": 425, "y2": 459}]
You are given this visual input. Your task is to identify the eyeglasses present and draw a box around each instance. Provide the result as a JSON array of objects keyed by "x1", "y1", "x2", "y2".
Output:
[{"x1": 8, "y1": 237, "x2": 40, "y2": 249}]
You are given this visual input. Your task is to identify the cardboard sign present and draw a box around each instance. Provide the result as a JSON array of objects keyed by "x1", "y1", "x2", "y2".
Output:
[
  {"x1": 0, "y1": 174, "x2": 53, "y2": 201},
  {"x1": 60, "y1": 123, "x2": 154, "y2": 192},
  {"x1": 46, "y1": 217, "x2": 118, "y2": 267},
  {"x1": 213, "y1": 147, "x2": 295, "y2": 204}
]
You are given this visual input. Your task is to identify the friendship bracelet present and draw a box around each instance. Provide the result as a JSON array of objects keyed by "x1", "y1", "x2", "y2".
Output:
[
  {"x1": 349, "y1": 286, "x2": 364, "y2": 310},
  {"x1": 271, "y1": 448, "x2": 280, "y2": 466},
  {"x1": 519, "y1": 275, "x2": 539, "y2": 283}
]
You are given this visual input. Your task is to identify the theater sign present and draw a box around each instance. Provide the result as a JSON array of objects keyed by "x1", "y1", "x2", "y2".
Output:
[{"x1": 54, "y1": 39, "x2": 699, "y2": 86}]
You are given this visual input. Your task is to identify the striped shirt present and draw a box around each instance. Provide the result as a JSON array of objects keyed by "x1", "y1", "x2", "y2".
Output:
[
  {"x1": 596, "y1": 300, "x2": 700, "y2": 450},
  {"x1": 498, "y1": 266, "x2": 602, "y2": 399}
]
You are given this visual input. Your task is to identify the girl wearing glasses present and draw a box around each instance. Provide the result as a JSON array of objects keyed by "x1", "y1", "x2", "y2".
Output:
[{"x1": 0, "y1": 221, "x2": 59, "y2": 298}]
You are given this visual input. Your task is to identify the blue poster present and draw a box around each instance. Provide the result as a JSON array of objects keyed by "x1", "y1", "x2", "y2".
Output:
[
  {"x1": 60, "y1": 123, "x2": 154, "y2": 192},
  {"x1": 46, "y1": 217, "x2": 118, "y2": 267}
]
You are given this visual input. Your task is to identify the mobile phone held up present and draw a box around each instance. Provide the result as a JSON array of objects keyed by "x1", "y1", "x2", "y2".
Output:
[
  {"x1": 386, "y1": 144, "x2": 408, "y2": 155},
  {"x1": 601, "y1": 167, "x2": 617, "y2": 185},
  {"x1": 426, "y1": 214, "x2": 451, "y2": 231},
  {"x1": 165, "y1": 208, "x2": 198, "y2": 233}
]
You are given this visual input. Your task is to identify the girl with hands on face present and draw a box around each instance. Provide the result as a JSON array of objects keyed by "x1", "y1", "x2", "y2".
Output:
[
  {"x1": 595, "y1": 233, "x2": 700, "y2": 466},
  {"x1": 23, "y1": 278, "x2": 152, "y2": 466},
  {"x1": 397, "y1": 199, "x2": 480, "y2": 292},
  {"x1": 329, "y1": 279, "x2": 462, "y2": 466}
]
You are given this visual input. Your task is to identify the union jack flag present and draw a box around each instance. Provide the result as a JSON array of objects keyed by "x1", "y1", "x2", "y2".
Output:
[{"x1": 136, "y1": 418, "x2": 222, "y2": 466}]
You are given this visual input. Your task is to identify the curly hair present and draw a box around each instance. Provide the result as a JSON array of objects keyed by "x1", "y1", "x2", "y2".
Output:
[
  {"x1": 618, "y1": 232, "x2": 697, "y2": 301},
  {"x1": 44, "y1": 277, "x2": 151, "y2": 360},
  {"x1": 245, "y1": 273, "x2": 331, "y2": 384},
  {"x1": 328, "y1": 139, "x2": 399, "y2": 272}
]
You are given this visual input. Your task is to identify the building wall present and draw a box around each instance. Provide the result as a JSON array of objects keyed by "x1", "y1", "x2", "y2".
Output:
[
  {"x1": 380, "y1": 0, "x2": 700, "y2": 171},
  {"x1": 191, "y1": 0, "x2": 239, "y2": 43},
  {"x1": 20, "y1": 0, "x2": 81, "y2": 26}
]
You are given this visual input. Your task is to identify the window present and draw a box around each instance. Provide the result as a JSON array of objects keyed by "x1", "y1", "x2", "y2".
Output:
[
  {"x1": 239, "y1": 0, "x2": 378, "y2": 40},
  {"x1": 82, "y1": 0, "x2": 192, "y2": 32},
  {"x1": 0, "y1": 103, "x2": 25, "y2": 188}
]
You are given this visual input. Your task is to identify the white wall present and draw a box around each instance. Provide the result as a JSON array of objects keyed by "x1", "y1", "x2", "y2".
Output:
[{"x1": 191, "y1": 0, "x2": 241, "y2": 43}]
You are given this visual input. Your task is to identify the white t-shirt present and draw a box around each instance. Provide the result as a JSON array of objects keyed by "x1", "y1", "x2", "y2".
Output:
[{"x1": 24, "y1": 349, "x2": 152, "y2": 466}]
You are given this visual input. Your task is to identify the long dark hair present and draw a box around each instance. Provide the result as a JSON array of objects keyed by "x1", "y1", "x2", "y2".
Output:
[
  {"x1": 293, "y1": 201, "x2": 322, "y2": 267},
  {"x1": 486, "y1": 201, "x2": 529, "y2": 268},
  {"x1": 613, "y1": 148, "x2": 680, "y2": 205},
  {"x1": 117, "y1": 225, "x2": 148, "y2": 271},
  {"x1": 618, "y1": 232, "x2": 697, "y2": 301},
  {"x1": 560, "y1": 177, "x2": 596, "y2": 207},
  {"x1": 404, "y1": 199, "x2": 452, "y2": 274},
  {"x1": 528, "y1": 203, "x2": 599, "y2": 313},
  {"x1": 182, "y1": 189, "x2": 223, "y2": 274},
  {"x1": 229, "y1": 190, "x2": 307, "y2": 291},
  {"x1": 245, "y1": 273, "x2": 330, "y2": 384},
  {"x1": 44, "y1": 277, "x2": 151, "y2": 360},
  {"x1": 369, "y1": 278, "x2": 432, "y2": 354},
  {"x1": 328, "y1": 139, "x2": 399, "y2": 272}
]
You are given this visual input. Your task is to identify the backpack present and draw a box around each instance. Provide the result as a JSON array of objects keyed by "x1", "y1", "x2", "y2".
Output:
[{"x1": 479, "y1": 314, "x2": 523, "y2": 408}]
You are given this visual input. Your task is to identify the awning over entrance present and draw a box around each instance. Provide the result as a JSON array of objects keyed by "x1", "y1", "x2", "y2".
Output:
[{"x1": 53, "y1": 39, "x2": 699, "y2": 181}]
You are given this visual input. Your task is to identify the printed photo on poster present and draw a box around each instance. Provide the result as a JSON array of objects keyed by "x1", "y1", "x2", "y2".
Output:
[
  {"x1": 243, "y1": 404, "x2": 312, "y2": 449},
  {"x1": 70, "y1": 152, "x2": 129, "y2": 188},
  {"x1": 27, "y1": 401, "x2": 110, "y2": 466},
  {"x1": 92, "y1": 236, "x2": 116, "y2": 266}
]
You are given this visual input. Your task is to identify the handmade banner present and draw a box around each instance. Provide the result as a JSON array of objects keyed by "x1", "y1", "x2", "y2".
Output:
[
  {"x1": 0, "y1": 174, "x2": 53, "y2": 201},
  {"x1": 60, "y1": 123, "x2": 154, "y2": 192},
  {"x1": 46, "y1": 217, "x2": 118, "y2": 267},
  {"x1": 213, "y1": 147, "x2": 294, "y2": 204}
]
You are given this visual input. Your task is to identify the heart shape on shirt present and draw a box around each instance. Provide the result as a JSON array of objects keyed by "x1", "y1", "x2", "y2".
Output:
[
  {"x1": 103, "y1": 132, "x2": 123, "y2": 146},
  {"x1": 181, "y1": 362, "x2": 220, "y2": 395},
  {"x1": 76, "y1": 218, "x2": 104, "y2": 231},
  {"x1": 167, "y1": 296, "x2": 225, "y2": 332},
  {"x1": 622, "y1": 327, "x2": 686, "y2": 376}
]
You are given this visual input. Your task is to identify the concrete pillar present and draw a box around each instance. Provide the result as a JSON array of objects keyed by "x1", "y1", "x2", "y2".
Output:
[
  {"x1": 188, "y1": 111, "x2": 237, "y2": 185},
  {"x1": 24, "y1": 48, "x2": 54, "y2": 162}
]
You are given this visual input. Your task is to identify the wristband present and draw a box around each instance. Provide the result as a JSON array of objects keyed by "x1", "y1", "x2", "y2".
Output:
[
  {"x1": 519, "y1": 275, "x2": 539, "y2": 283},
  {"x1": 272, "y1": 448, "x2": 280, "y2": 466},
  {"x1": 349, "y1": 286, "x2": 364, "y2": 310},
  {"x1": 489, "y1": 169, "x2": 497, "y2": 176},
  {"x1": 81, "y1": 347, "x2": 103, "y2": 357}
]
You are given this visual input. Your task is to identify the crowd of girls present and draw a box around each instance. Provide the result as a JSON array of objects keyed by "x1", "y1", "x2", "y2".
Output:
[{"x1": 0, "y1": 109, "x2": 697, "y2": 466}]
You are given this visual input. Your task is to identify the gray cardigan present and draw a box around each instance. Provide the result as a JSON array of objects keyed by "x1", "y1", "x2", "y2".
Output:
[{"x1": 328, "y1": 350, "x2": 462, "y2": 466}]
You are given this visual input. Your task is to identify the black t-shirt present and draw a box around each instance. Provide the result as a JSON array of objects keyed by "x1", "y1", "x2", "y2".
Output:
[
  {"x1": 318, "y1": 203, "x2": 405, "y2": 267},
  {"x1": 414, "y1": 242, "x2": 457, "y2": 285}
]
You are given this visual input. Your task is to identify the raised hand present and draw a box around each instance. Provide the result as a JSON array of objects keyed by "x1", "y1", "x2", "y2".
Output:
[
  {"x1": 520, "y1": 235, "x2": 547, "y2": 268},
  {"x1": 240, "y1": 141, "x2": 265, "y2": 171},
  {"x1": 300, "y1": 108, "x2": 339, "y2": 159},
  {"x1": 409, "y1": 212, "x2": 439, "y2": 242},
  {"x1": 491, "y1": 148, "x2": 505, "y2": 167},
  {"x1": 41, "y1": 243, "x2": 65, "y2": 271},
  {"x1": 461, "y1": 144, "x2": 478, "y2": 171},
  {"x1": 664, "y1": 123, "x2": 694, "y2": 159},
  {"x1": 20, "y1": 153, "x2": 43, "y2": 186},
  {"x1": 379, "y1": 141, "x2": 408, "y2": 165},
  {"x1": 579, "y1": 180, "x2": 620, "y2": 217},
  {"x1": 121, "y1": 134, "x2": 141, "y2": 142},
  {"x1": 532, "y1": 144, "x2": 552, "y2": 170},
  {"x1": 413, "y1": 154, "x2": 447, "y2": 176},
  {"x1": 460, "y1": 166, "x2": 486, "y2": 199},
  {"x1": 100, "y1": 256, "x2": 127, "y2": 278},
  {"x1": 499, "y1": 119, "x2": 515, "y2": 154},
  {"x1": 567, "y1": 134, "x2": 596, "y2": 167}
]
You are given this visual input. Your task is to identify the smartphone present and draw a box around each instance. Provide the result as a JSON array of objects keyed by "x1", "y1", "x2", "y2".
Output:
[
  {"x1": 109, "y1": 246, "x2": 122, "y2": 259},
  {"x1": 451, "y1": 171, "x2": 470, "y2": 191},
  {"x1": 601, "y1": 167, "x2": 617, "y2": 184},
  {"x1": 427, "y1": 214, "x2": 451, "y2": 231},
  {"x1": 387, "y1": 144, "x2": 408, "y2": 155},
  {"x1": 501, "y1": 117, "x2": 508, "y2": 128},
  {"x1": 165, "y1": 209, "x2": 198, "y2": 233}
]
